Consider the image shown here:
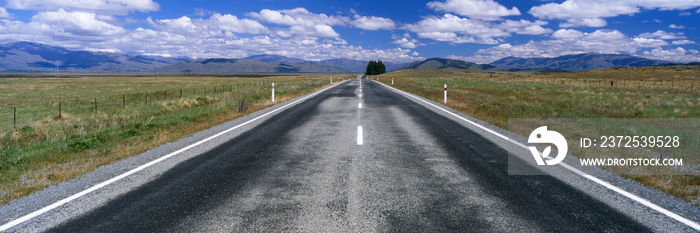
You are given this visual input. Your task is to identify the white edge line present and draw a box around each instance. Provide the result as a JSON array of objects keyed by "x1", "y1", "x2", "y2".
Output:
[
  {"x1": 357, "y1": 126, "x2": 363, "y2": 145},
  {"x1": 373, "y1": 80, "x2": 700, "y2": 231},
  {"x1": 0, "y1": 81, "x2": 346, "y2": 231}
]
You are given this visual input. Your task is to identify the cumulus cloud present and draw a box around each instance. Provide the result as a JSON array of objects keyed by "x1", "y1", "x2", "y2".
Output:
[
  {"x1": 403, "y1": 14, "x2": 507, "y2": 44},
  {"x1": 559, "y1": 18, "x2": 607, "y2": 27},
  {"x1": 391, "y1": 38, "x2": 421, "y2": 48},
  {"x1": 426, "y1": 0, "x2": 521, "y2": 20},
  {"x1": 499, "y1": 19, "x2": 553, "y2": 35},
  {"x1": 32, "y1": 9, "x2": 126, "y2": 36},
  {"x1": 5, "y1": 0, "x2": 159, "y2": 16},
  {"x1": 0, "y1": 7, "x2": 12, "y2": 19},
  {"x1": 679, "y1": 12, "x2": 692, "y2": 16},
  {"x1": 530, "y1": 0, "x2": 700, "y2": 28},
  {"x1": 351, "y1": 14, "x2": 395, "y2": 30},
  {"x1": 248, "y1": 8, "x2": 348, "y2": 38},
  {"x1": 642, "y1": 47, "x2": 700, "y2": 63},
  {"x1": 669, "y1": 24, "x2": 686, "y2": 29},
  {"x1": 671, "y1": 40, "x2": 696, "y2": 45},
  {"x1": 551, "y1": 29, "x2": 585, "y2": 39},
  {"x1": 637, "y1": 30, "x2": 686, "y2": 40},
  {"x1": 460, "y1": 29, "x2": 678, "y2": 63}
]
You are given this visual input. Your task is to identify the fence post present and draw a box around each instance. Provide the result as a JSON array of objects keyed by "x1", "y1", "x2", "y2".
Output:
[
  {"x1": 94, "y1": 98, "x2": 97, "y2": 114},
  {"x1": 164, "y1": 90, "x2": 167, "y2": 101},
  {"x1": 123, "y1": 94, "x2": 125, "y2": 108},
  {"x1": 179, "y1": 89, "x2": 182, "y2": 99},
  {"x1": 13, "y1": 106, "x2": 16, "y2": 129},
  {"x1": 145, "y1": 92, "x2": 148, "y2": 104},
  {"x1": 59, "y1": 102, "x2": 61, "y2": 119}
]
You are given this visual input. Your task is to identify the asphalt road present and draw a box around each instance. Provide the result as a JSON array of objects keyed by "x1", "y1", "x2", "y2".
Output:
[{"x1": 3, "y1": 80, "x2": 699, "y2": 232}]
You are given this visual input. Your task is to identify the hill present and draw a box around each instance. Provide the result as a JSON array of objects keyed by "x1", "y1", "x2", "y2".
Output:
[
  {"x1": 243, "y1": 54, "x2": 306, "y2": 64},
  {"x1": 489, "y1": 53, "x2": 669, "y2": 72},
  {"x1": 159, "y1": 58, "x2": 352, "y2": 73},
  {"x1": 0, "y1": 41, "x2": 188, "y2": 72},
  {"x1": 397, "y1": 58, "x2": 566, "y2": 74},
  {"x1": 242, "y1": 55, "x2": 406, "y2": 73}
]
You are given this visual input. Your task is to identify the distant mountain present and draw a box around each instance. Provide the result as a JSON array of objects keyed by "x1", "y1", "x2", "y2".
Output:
[
  {"x1": 0, "y1": 41, "x2": 188, "y2": 72},
  {"x1": 489, "y1": 53, "x2": 670, "y2": 72},
  {"x1": 243, "y1": 54, "x2": 306, "y2": 64},
  {"x1": 397, "y1": 58, "x2": 566, "y2": 73},
  {"x1": 311, "y1": 58, "x2": 404, "y2": 73},
  {"x1": 159, "y1": 58, "x2": 352, "y2": 73}
]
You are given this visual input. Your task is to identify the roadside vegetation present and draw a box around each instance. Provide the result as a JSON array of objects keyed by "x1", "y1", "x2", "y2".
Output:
[
  {"x1": 0, "y1": 74, "x2": 346, "y2": 205},
  {"x1": 377, "y1": 66, "x2": 700, "y2": 207}
]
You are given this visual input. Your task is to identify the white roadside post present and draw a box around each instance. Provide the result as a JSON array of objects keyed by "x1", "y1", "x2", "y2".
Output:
[
  {"x1": 272, "y1": 82, "x2": 275, "y2": 102},
  {"x1": 392, "y1": 78, "x2": 394, "y2": 85},
  {"x1": 444, "y1": 84, "x2": 447, "y2": 103},
  {"x1": 330, "y1": 76, "x2": 333, "y2": 84}
]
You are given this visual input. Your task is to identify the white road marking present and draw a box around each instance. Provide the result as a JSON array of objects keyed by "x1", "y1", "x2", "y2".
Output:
[
  {"x1": 0, "y1": 81, "x2": 347, "y2": 232},
  {"x1": 359, "y1": 103, "x2": 362, "y2": 109},
  {"x1": 374, "y1": 81, "x2": 700, "y2": 231},
  {"x1": 357, "y1": 126, "x2": 363, "y2": 145}
]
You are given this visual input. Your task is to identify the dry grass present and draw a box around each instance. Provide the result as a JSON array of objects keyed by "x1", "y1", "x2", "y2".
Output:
[
  {"x1": 378, "y1": 67, "x2": 700, "y2": 207},
  {"x1": 0, "y1": 74, "x2": 346, "y2": 205}
]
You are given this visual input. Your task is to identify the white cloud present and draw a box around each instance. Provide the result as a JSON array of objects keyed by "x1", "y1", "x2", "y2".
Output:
[
  {"x1": 559, "y1": 18, "x2": 607, "y2": 27},
  {"x1": 194, "y1": 8, "x2": 217, "y2": 17},
  {"x1": 679, "y1": 12, "x2": 692, "y2": 16},
  {"x1": 403, "y1": 14, "x2": 510, "y2": 44},
  {"x1": 426, "y1": 0, "x2": 521, "y2": 20},
  {"x1": 499, "y1": 19, "x2": 553, "y2": 35},
  {"x1": 391, "y1": 37, "x2": 421, "y2": 48},
  {"x1": 458, "y1": 29, "x2": 679, "y2": 63},
  {"x1": 642, "y1": 47, "x2": 700, "y2": 63},
  {"x1": 672, "y1": 40, "x2": 696, "y2": 45},
  {"x1": 638, "y1": 30, "x2": 686, "y2": 39},
  {"x1": 529, "y1": 0, "x2": 700, "y2": 27},
  {"x1": 669, "y1": 24, "x2": 686, "y2": 29},
  {"x1": 32, "y1": 9, "x2": 126, "y2": 36},
  {"x1": 351, "y1": 14, "x2": 395, "y2": 30},
  {"x1": 0, "y1": 7, "x2": 12, "y2": 19},
  {"x1": 551, "y1": 29, "x2": 585, "y2": 39},
  {"x1": 697, "y1": 8, "x2": 700, "y2": 13},
  {"x1": 207, "y1": 14, "x2": 269, "y2": 34},
  {"x1": 322, "y1": 37, "x2": 348, "y2": 44},
  {"x1": 5, "y1": 0, "x2": 159, "y2": 16},
  {"x1": 247, "y1": 8, "x2": 348, "y2": 38},
  {"x1": 654, "y1": 19, "x2": 662, "y2": 23}
]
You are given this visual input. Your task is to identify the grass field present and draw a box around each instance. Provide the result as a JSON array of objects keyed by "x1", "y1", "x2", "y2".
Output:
[
  {"x1": 375, "y1": 66, "x2": 700, "y2": 207},
  {"x1": 0, "y1": 74, "x2": 348, "y2": 205}
]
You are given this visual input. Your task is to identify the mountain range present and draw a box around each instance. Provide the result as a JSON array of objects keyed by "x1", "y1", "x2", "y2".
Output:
[
  {"x1": 0, "y1": 42, "x2": 692, "y2": 74},
  {"x1": 397, "y1": 58, "x2": 568, "y2": 73},
  {"x1": 158, "y1": 58, "x2": 352, "y2": 73},
  {"x1": 489, "y1": 53, "x2": 670, "y2": 72},
  {"x1": 242, "y1": 55, "x2": 404, "y2": 73},
  {"x1": 0, "y1": 41, "x2": 188, "y2": 72}
]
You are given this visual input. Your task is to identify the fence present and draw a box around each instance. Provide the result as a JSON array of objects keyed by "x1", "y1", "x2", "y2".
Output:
[{"x1": 2, "y1": 78, "x2": 330, "y2": 131}]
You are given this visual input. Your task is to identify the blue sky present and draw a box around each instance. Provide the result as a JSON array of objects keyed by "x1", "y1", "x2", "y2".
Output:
[{"x1": 0, "y1": 0, "x2": 698, "y2": 63}]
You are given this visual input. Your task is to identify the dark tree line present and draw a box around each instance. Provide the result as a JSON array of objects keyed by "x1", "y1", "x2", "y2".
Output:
[{"x1": 365, "y1": 60, "x2": 386, "y2": 75}]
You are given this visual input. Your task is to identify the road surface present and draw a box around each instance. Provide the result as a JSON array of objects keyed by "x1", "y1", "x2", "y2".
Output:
[{"x1": 2, "y1": 80, "x2": 699, "y2": 232}]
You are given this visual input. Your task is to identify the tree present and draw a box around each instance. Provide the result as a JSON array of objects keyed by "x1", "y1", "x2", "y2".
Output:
[{"x1": 365, "y1": 59, "x2": 386, "y2": 75}]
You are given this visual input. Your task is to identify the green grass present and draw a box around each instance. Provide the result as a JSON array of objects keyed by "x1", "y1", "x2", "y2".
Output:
[{"x1": 0, "y1": 74, "x2": 347, "y2": 205}]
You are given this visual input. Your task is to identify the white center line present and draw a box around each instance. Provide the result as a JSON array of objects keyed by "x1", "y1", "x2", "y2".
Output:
[
  {"x1": 357, "y1": 126, "x2": 363, "y2": 145},
  {"x1": 358, "y1": 103, "x2": 362, "y2": 109}
]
